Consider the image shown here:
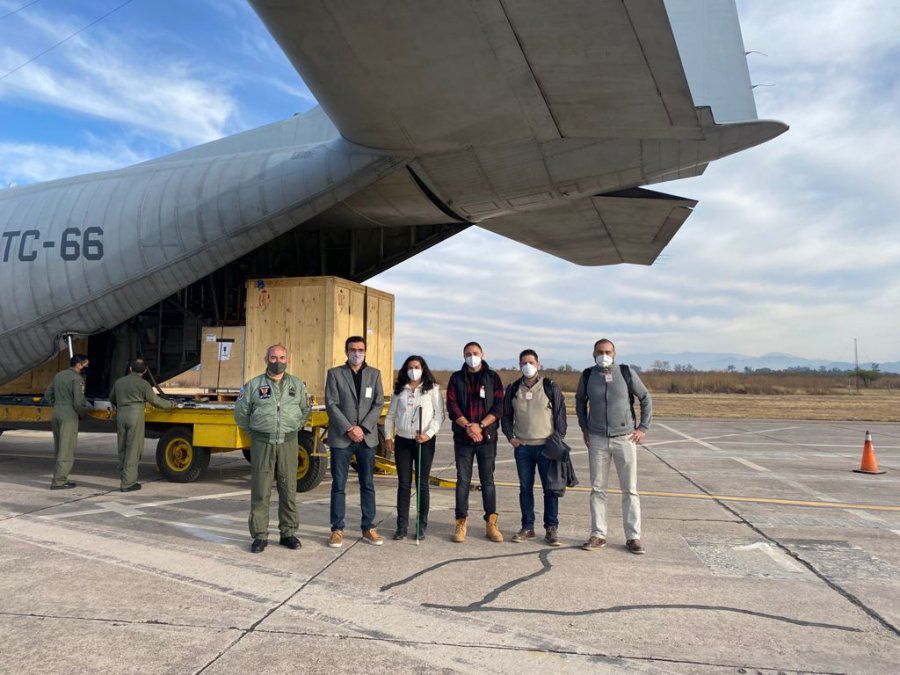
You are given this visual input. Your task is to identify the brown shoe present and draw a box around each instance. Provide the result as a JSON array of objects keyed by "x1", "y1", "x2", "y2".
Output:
[
  {"x1": 511, "y1": 528, "x2": 536, "y2": 543},
  {"x1": 452, "y1": 517, "x2": 467, "y2": 543},
  {"x1": 582, "y1": 536, "x2": 607, "y2": 551},
  {"x1": 545, "y1": 526, "x2": 561, "y2": 547},
  {"x1": 626, "y1": 539, "x2": 645, "y2": 555},
  {"x1": 328, "y1": 530, "x2": 344, "y2": 548},
  {"x1": 486, "y1": 513, "x2": 504, "y2": 542},
  {"x1": 363, "y1": 528, "x2": 384, "y2": 546}
]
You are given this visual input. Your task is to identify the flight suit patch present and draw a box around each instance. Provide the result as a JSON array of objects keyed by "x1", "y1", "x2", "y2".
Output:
[
  {"x1": 289, "y1": 385, "x2": 297, "y2": 397},
  {"x1": 258, "y1": 385, "x2": 272, "y2": 399}
]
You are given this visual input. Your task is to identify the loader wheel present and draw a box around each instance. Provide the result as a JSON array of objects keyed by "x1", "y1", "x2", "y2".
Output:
[
  {"x1": 297, "y1": 430, "x2": 326, "y2": 492},
  {"x1": 156, "y1": 426, "x2": 211, "y2": 483}
]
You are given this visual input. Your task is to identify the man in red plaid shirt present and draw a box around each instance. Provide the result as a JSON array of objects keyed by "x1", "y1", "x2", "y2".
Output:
[{"x1": 445, "y1": 341, "x2": 505, "y2": 543}]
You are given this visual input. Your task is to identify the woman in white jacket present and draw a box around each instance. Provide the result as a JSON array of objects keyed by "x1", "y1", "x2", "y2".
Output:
[{"x1": 384, "y1": 355, "x2": 444, "y2": 540}]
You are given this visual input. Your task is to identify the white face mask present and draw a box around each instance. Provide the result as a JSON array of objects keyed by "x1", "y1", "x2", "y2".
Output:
[
  {"x1": 596, "y1": 354, "x2": 614, "y2": 368},
  {"x1": 465, "y1": 354, "x2": 482, "y2": 369},
  {"x1": 347, "y1": 352, "x2": 365, "y2": 366},
  {"x1": 521, "y1": 363, "x2": 538, "y2": 378},
  {"x1": 407, "y1": 368, "x2": 423, "y2": 381}
]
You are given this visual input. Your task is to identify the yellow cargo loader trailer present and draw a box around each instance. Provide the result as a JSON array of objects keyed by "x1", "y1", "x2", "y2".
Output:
[{"x1": 0, "y1": 397, "x2": 399, "y2": 492}]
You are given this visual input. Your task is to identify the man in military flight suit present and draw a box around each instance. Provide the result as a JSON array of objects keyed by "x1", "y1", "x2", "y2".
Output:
[
  {"x1": 109, "y1": 358, "x2": 176, "y2": 492},
  {"x1": 45, "y1": 354, "x2": 90, "y2": 489},
  {"x1": 234, "y1": 344, "x2": 311, "y2": 554}
]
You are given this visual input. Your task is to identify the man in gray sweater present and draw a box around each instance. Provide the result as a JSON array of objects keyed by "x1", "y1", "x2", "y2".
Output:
[{"x1": 575, "y1": 338, "x2": 652, "y2": 554}]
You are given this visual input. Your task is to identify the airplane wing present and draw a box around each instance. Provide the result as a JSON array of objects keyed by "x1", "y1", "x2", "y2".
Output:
[
  {"x1": 250, "y1": 0, "x2": 705, "y2": 152},
  {"x1": 479, "y1": 188, "x2": 697, "y2": 266}
]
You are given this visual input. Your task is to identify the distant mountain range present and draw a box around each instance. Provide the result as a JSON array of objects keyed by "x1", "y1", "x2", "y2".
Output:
[{"x1": 396, "y1": 351, "x2": 900, "y2": 373}]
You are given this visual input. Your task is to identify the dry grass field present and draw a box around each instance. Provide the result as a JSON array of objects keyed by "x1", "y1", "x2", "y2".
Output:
[
  {"x1": 427, "y1": 370, "x2": 900, "y2": 422},
  {"x1": 163, "y1": 367, "x2": 900, "y2": 422}
]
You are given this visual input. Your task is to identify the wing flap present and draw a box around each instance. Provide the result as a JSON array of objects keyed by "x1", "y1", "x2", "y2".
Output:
[{"x1": 479, "y1": 188, "x2": 697, "y2": 266}]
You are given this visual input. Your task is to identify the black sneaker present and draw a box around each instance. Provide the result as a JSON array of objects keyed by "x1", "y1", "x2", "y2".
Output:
[
  {"x1": 393, "y1": 529, "x2": 407, "y2": 540},
  {"x1": 279, "y1": 535, "x2": 301, "y2": 550},
  {"x1": 250, "y1": 538, "x2": 268, "y2": 553},
  {"x1": 50, "y1": 482, "x2": 77, "y2": 490},
  {"x1": 120, "y1": 483, "x2": 142, "y2": 492}
]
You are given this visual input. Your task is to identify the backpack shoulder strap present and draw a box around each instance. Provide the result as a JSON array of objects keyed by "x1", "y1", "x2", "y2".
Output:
[
  {"x1": 620, "y1": 364, "x2": 637, "y2": 424},
  {"x1": 579, "y1": 367, "x2": 593, "y2": 400},
  {"x1": 619, "y1": 364, "x2": 633, "y2": 391},
  {"x1": 542, "y1": 377, "x2": 555, "y2": 407}
]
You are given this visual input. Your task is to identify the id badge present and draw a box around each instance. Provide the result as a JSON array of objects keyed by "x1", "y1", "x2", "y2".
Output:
[
  {"x1": 525, "y1": 391, "x2": 533, "y2": 400},
  {"x1": 365, "y1": 386, "x2": 373, "y2": 398},
  {"x1": 604, "y1": 373, "x2": 613, "y2": 383},
  {"x1": 479, "y1": 385, "x2": 486, "y2": 399}
]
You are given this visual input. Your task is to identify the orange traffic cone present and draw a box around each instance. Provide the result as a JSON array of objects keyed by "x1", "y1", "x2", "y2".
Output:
[{"x1": 853, "y1": 431, "x2": 886, "y2": 474}]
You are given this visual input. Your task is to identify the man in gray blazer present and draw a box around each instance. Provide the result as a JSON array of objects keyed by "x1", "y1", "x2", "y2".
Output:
[{"x1": 324, "y1": 335, "x2": 385, "y2": 548}]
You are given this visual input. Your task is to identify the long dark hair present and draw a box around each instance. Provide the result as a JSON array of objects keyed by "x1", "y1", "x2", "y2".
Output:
[{"x1": 394, "y1": 355, "x2": 436, "y2": 395}]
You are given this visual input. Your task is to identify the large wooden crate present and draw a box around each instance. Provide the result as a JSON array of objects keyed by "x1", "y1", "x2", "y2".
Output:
[
  {"x1": 0, "y1": 338, "x2": 88, "y2": 395},
  {"x1": 199, "y1": 326, "x2": 245, "y2": 391},
  {"x1": 244, "y1": 277, "x2": 394, "y2": 402}
]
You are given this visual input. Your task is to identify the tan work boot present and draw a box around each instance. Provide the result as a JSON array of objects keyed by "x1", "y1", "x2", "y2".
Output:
[
  {"x1": 486, "y1": 513, "x2": 504, "y2": 542},
  {"x1": 363, "y1": 528, "x2": 384, "y2": 546},
  {"x1": 452, "y1": 517, "x2": 467, "y2": 543},
  {"x1": 328, "y1": 530, "x2": 344, "y2": 548}
]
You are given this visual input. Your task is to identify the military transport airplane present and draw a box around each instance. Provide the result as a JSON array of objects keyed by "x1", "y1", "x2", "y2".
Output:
[{"x1": 0, "y1": 0, "x2": 786, "y2": 394}]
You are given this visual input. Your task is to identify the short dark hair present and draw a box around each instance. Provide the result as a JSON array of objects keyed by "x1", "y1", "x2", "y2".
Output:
[
  {"x1": 594, "y1": 338, "x2": 615, "y2": 351},
  {"x1": 345, "y1": 336, "x2": 366, "y2": 351},
  {"x1": 70, "y1": 354, "x2": 89, "y2": 367},
  {"x1": 129, "y1": 358, "x2": 148, "y2": 374},
  {"x1": 519, "y1": 349, "x2": 539, "y2": 361},
  {"x1": 463, "y1": 341, "x2": 482, "y2": 353}
]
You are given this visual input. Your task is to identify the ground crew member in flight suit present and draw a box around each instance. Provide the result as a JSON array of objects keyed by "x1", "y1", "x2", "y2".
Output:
[
  {"x1": 234, "y1": 344, "x2": 311, "y2": 554},
  {"x1": 45, "y1": 354, "x2": 90, "y2": 489},
  {"x1": 109, "y1": 358, "x2": 175, "y2": 492}
]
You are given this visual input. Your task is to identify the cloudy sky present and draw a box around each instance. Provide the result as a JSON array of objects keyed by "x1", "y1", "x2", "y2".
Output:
[{"x1": 1, "y1": 0, "x2": 898, "y2": 366}]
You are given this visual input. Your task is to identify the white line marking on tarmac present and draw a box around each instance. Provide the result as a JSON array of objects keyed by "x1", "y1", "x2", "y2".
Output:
[
  {"x1": 734, "y1": 542, "x2": 806, "y2": 572},
  {"x1": 656, "y1": 423, "x2": 724, "y2": 452},
  {"x1": 41, "y1": 489, "x2": 252, "y2": 520},
  {"x1": 98, "y1": 501, "x2": 143, "y2": 517},
  {"x1": 729, "y1": 457, "x2": 769, "y2": 472}
]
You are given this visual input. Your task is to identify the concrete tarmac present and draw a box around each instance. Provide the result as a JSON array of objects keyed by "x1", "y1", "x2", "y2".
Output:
[{"x1": 1, "y1": 417, "x2": 899, "y2": 673}]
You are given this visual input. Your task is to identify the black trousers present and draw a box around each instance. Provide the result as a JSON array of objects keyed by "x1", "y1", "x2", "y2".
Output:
[
  {"x1": 454, "y1": 441, "x2": 497, "y2": 520},
  {"x1": 395, "y1": 435, "x2": 436, "y2": 532}
]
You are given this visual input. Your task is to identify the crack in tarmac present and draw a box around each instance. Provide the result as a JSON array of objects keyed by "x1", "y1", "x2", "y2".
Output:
[
  {"x1": 192, "y1": 518, "x2": 383, "y2": 675},
  {"x1": 642, "y1": 440, "x2": 900, "y2": 637},
  {"x1": 0, "y1": 609, "x2": 847, "y2": 673},
  {"x1": 381, "y1": 547, "x2": 862, "y2": 632}
]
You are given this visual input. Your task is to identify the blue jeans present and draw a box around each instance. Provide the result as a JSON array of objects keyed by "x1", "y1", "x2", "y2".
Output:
[
  {"x1": 330, "y1": 443, "x2": 377, "y2": 532},
  {"x1": 514, "y1": 444, "x2": 558, "y2": 529}
]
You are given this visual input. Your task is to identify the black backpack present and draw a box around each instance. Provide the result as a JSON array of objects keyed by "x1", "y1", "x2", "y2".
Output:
[
  {"x1": 507, "y1": 376, "x2": 556, "y2": 409},
  {"x1": 581, "y1": 364, "x2": 636, "y2": 424}
]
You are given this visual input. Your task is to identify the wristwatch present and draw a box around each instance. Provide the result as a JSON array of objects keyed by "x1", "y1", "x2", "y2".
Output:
[{"x1": 478, "y1": 422, "x2": 486, "y2": 429}]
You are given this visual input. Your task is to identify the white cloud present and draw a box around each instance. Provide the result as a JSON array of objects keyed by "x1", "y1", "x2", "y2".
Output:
[
  {"x1": 375, "y1": 2, "x2": 900, "y2": 364},
  {"x1": 0, "y1": 140, "x2": 146, "y2": 184},
  {"x1": 0, "y1": 5, "x2": 239, "y2": 147}
]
